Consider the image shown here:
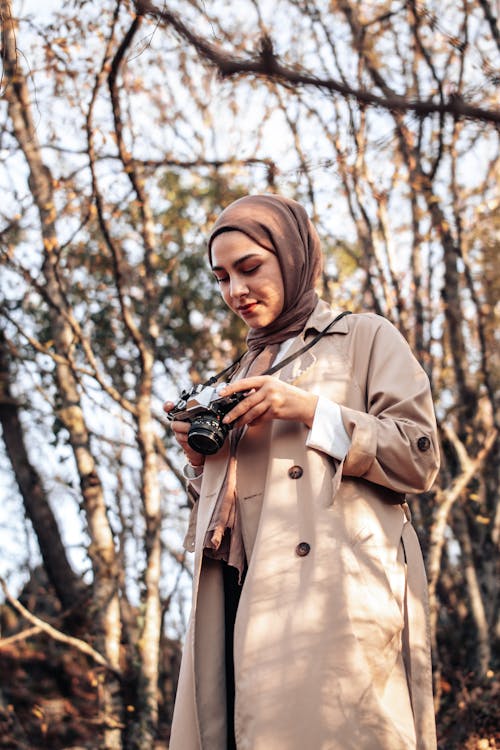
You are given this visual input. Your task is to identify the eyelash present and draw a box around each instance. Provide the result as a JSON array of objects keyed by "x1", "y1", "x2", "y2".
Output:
[{"x1": 215, "y1": 266, "x2": 260, "y2": 284}]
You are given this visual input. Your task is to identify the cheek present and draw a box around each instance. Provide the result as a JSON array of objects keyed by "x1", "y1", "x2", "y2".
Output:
[
  {"x1": 220, "y1": 286, "x2": 234, "y2": 308},
  {"x1": 273, "y1": 281, "x2": 285, "y2": 312}
]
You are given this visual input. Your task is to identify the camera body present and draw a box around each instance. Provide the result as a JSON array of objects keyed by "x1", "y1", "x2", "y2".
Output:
[{"x1": 167, "y1": 383, "x2": 246, "y2": 455}]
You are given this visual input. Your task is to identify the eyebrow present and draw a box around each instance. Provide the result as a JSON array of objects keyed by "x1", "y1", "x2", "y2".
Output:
[{"x1": 211, "y1": 253, "x2": 262, "y2": 272}]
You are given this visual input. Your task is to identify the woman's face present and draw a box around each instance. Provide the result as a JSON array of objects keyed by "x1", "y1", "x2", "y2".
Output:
[{"x1": 211, "y1": 230, "x2": 285, "y2": 329}]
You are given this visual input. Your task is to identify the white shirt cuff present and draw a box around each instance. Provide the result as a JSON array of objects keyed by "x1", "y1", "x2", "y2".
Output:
[
  {"x1": 306, "y1": 396, "x2": 351, "y2": 461},
  {"x1": 183, "y1": 462, "x2": 204, "y2": 487}
]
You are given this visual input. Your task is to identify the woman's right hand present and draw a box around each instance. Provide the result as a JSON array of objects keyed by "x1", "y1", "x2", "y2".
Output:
[{"x1": 163, "y1": 401, "x2": 206, "y2": 469}]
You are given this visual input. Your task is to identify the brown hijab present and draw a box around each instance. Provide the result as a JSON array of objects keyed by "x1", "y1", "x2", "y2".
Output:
[
  {"x1": 208, "y1": 193, "x2": 323, "y2": 351},
  {"x1": 204, "y1": 194, "x2": 323, "y2": 576}
]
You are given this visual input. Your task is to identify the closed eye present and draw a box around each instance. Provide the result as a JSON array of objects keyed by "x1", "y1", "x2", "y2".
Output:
[{"x1": 213, "y1": 265, "x2": 261, "y2": 284}]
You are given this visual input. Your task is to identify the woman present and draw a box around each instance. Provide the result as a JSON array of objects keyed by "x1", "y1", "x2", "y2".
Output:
[{"x1": 164, "y1": 194, "x2": 440, "y2": 750}]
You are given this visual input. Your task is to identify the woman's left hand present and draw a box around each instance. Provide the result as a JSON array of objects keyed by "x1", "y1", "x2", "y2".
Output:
[{"x1": 219, "y1": 377, "x2": 318, "y2": 429}]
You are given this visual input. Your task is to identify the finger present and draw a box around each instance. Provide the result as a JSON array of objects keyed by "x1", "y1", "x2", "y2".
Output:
[
  {"x1": 172, "y1": 431, "x2": 187, "y2": 448},
  {"x1": 232, "y1": 401, "x2": 271, "y2": 428},
  {"x1": 171, "y1": 420, "x2": 190, "y2": 435},
  {"x1": 171, "y1": 425, "x2": 191, "y2": 449},
  {"x1": 175, "y1": 435, "x2": 190, "y2": 452},
  {"x1": 163, "y1": 401, "x2": 175, "y2": 413},
  {"x1": 225, "y1": 391, "x2": 273, "y2": 426},
  {"x1": 222, "y1": 389, "x2": 263, "y2": 424},
  {"x1": 219, "y1": 377, "x2": 265, "y2": 397}
]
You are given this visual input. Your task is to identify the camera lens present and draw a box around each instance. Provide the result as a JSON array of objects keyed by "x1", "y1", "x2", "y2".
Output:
[{"x1": 188, "y1": 415, "x2": 229, "y2": 455}]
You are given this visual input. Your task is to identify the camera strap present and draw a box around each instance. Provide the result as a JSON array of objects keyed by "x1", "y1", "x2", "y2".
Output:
[
  {"x1": 204, "y1": 310, "x2": 352, "y2": 387},
  {"x1": 263, "y1": 309, "x2": 352, "y2": 377}
]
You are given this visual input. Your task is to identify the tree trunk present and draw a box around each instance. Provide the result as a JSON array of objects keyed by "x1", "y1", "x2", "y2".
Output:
[
  {"x1": 0, "y1": 332, "x2": 87, "y2": 617},
  {"x1": 132, "y1": 393, "x2": 162, "y2": 747},
  {"x1": 1, "y1": 4, "x2": 123, "y2": 746},
  {"x1": 452, "y1": 505, "x2": 491, "y2": 675}
]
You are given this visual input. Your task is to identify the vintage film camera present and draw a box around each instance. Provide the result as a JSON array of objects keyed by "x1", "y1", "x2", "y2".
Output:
[
  {"x1": 167, "y1": 311, "x2": 352, "y2": 457},
  {"x1": 167, "y1": 383, "x2": 246, "y2": 455}
]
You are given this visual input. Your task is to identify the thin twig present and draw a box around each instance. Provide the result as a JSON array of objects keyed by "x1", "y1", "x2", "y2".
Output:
[{"x1": 0, "y1": 578, "x2": 122, "y2": 677}]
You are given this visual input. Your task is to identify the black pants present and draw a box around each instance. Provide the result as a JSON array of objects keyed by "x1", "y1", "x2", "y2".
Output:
[{"x1": 222, "y1": 562, "x2": 242, "y2": 750}]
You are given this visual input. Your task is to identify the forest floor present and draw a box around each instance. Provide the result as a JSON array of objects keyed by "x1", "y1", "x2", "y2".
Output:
[{"x1": 0, "y1": 598, "x2": 498, "y2": 750}]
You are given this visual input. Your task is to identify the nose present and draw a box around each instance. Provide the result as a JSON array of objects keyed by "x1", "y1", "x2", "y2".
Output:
[{"x1": 229, "y1": 274, "x2": 248, "y2": 299}]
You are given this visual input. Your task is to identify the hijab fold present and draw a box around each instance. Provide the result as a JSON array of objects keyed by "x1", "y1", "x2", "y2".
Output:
[{"x1": 203, "y1": 194, "x2": 323, "y2": 579}]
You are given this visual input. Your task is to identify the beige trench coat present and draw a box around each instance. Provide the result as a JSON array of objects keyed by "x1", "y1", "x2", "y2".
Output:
[{"x1": 170, "y1": 301, "x2": 440, "y2": 750}]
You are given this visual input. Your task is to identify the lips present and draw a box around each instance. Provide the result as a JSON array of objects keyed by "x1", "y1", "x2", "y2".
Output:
[{"x1": 237, "y1": 302, "x2": 258, "y2": 316}]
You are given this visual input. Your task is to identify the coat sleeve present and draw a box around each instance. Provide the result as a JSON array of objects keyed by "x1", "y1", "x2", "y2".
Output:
[{"x1": 340, "y1": 315, "x2": 440, "y2": 495}]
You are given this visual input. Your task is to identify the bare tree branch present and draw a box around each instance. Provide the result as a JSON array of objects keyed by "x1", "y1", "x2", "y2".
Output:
[
  {"x1": 136, "y1": 0, "x2": 500, "y2": 125},
  {"x1": 477, "y1": 0, "x2": 500, "y2": 54},
  {"x1": 0, "y1": 578, "x2": 122, "y2": 677},
  {"x1": 427, "y1": 425, "x2": 498, "y2": 633}
]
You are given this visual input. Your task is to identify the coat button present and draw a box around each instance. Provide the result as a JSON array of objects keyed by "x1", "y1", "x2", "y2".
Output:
[
  {"x1": 295, "y1": 542, "x2": 311, "y2": 557},
  {"x1": 288, "y1": 465, "x2": 303, "y2": 479},
  {"x1": 417, "y1": 436, "x2": 431, "y2": 452}
]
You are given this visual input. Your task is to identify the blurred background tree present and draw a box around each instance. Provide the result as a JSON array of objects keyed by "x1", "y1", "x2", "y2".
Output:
[{"x1": 0, "y1": 1, "x2": 498, "y2": 748}]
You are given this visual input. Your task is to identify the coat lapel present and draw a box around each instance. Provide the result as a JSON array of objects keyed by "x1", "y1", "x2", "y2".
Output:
[{"x1": 278, "y1": 300, "x2": 350, "y2": 384}]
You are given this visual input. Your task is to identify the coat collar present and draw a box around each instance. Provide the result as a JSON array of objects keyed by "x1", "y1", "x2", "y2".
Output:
[
  {"x1": 302, "y1": 298, "x2": 351, "y2": 338},
  {"x1": 277, "y1": 299, "x2": 350, "y2": 383}
]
